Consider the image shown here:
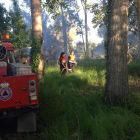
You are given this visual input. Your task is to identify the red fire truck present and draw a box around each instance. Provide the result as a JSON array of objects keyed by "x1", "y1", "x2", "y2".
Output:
[{"x1": 0, "y1": 35, "x2": 39, "y2": 132}]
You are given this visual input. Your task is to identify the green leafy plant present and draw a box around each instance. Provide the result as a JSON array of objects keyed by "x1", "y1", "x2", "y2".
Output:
[{"x1": 30, "y1": 34, "x2": 43, "y2": 75}]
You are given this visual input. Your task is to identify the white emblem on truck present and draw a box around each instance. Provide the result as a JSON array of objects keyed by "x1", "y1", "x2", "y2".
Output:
[{"x1": 0, "y1": 81, "x2": 12, "y2": 101}]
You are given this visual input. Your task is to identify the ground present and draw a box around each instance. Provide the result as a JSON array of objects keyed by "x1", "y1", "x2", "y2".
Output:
[{"x1": 0, "y1": 59, "x2": 140, "y2": 140}]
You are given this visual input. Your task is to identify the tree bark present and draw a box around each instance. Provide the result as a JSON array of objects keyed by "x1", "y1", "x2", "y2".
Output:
[
  {"x1": 84, "y1": 0, "x2": 88, "y2": 52},
  {"x1": 81, "y1": 28, "x2": 85, "y2": 52},
  {"x1": 75, "y1": 0, "x2": 85, "y2": 52},
  {"x1": 105, "y1": 0, "x2": 130, "y2": 104},
  {"x1": 81, "y1": 0, "x2": 88, "y2": 52},
  {"x1": 103, "y1": 0, "x2": 106, "y2": 6},
  {"x1": 30, "y1": 0, "x2": 44, "y2": 81},
  {"x1": 67, "y1": 26, "x2": 71, "y2": 53},
  {"x1": 136, "y1": 0, "x2": 140, "y2": 46},
  {"x1": 61, "y1": 6, "x2": 68, "y2": 57},
  {"x1": 103, "y1": 0, "x2": 106, "y2": 41}
]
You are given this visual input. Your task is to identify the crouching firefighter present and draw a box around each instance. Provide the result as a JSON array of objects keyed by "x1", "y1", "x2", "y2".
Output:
[
  {"x1": 68, "y1": 50, "x2": 76, "y2": 72},
  {"x1": 59, "y1": 52, "x2": 67, "y2": 75}
]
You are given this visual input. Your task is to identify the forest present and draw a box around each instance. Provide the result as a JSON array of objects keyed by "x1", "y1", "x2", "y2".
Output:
[{"x1": 0, "y1": 0, "x2": 140, "y2": 140}]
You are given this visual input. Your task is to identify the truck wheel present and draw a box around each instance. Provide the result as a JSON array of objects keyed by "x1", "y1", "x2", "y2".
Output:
[{"x1": 17, "y1": 111, "x2": 36, "y2": 132}]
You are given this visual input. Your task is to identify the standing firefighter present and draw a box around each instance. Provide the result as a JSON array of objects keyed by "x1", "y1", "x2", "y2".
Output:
[
  {"x1": 59, "y1": 52, "x2": 67, "y2": 75},
  {"x1": 68, "y1": 50, "x2": 76, "y2": 72}
]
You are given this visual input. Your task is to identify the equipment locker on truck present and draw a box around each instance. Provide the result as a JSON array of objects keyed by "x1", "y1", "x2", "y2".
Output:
[{"x1": 0, "y1": 34, "x2": 39, "y2": 132}]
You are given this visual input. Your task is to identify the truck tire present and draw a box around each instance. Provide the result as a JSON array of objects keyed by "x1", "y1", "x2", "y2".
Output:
[{"x1": 17, "y1": 111, "x2": 36, "y2": 132}]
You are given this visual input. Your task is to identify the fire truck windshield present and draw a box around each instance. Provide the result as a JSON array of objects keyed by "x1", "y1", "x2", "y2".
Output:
[{"x1": 7, "y1": 51, "x2": 15, "y2": 63}]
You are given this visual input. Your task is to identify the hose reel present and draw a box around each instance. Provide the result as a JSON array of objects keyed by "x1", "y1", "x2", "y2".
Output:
[{"x1": 0, "y1": 44, "x2": 7, "y2": 60}]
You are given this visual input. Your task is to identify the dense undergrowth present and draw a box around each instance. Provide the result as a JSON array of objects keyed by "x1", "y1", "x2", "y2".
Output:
[{"x1": 1, "y1": 60, "x2": 140, "y2": 140}]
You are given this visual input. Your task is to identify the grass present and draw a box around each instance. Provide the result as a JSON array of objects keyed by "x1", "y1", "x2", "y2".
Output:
[{"x1": 1, "y1": 60, "x2": 140, "y2": 140}]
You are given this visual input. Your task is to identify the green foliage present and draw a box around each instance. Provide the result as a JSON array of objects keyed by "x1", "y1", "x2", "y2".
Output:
[
  {"x1": 0, "y1": 4, "x2": 10, "y2": 36},
  {"x1": 43, "y1": 0, "x2": 66, "y2": 20},
  {"x1": 128, "y1": 44, "x2": 140, "y2": 65},
  {"x1": 0, "y1": 0, "x2": 31, "y2": 49},
  {"x1": 81, "y1": 0, "x2": 92, "y2": 11},
  {"x1": 83, "y1": 52, "x2": 92, "y2": 60},
  {"x1": 128, "y1": 60, "x2": 140, "y2": 76},
  {"x1": 30, "y1": 34, "x2": 42, "y2": 74},
  {"x1": 92, "y1": 0, "x2": 138, "y2": 34},
  {"x1": 9, "y1": 0, "x2": 30, "y2": 49},
  {"x1": 91, "y1": 2, "x2": 107, "y2": 28}
]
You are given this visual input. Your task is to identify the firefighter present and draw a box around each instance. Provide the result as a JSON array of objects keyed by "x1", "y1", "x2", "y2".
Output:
[
  {"x1": 68, "y1": 50, "x2": 76, "y2": 72},
  {"x1": 59, "y1": 52, "x2": 67, "y2": 75}
]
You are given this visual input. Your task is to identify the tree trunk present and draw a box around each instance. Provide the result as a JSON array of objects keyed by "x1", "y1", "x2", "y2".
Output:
[
  {"x1": 67, "y1": 26, "x2": 71, "y2": 53},
  {"x1": 81, "y1": 29, "x2": 85, "y2": 53},
  {"x1": 103, "y1": 0, "x2": 106, "y2": 41},
  {"x1": 75, "y1": 0, "x2": 85, "y2": 52},
  {"x1": 105, "y1": 0, "x2": 129, "y2": 104},
  {"x1": 81, "y1": 0, "x2": 88, "y2": 52},
  {"x1": 103, "y1": 0, "x2": 106, "y2": 6},
  {"x1": 61, "y1": 6, "x2": 68, "y2": 57},
  {"x1": 136, "y1": 0, "x2": 140, "y2": 46},
  {"x1": 85, "y1": 0, "x2": 88, "y2": 52},
  {"x1": 30, "y1": 0, "x2": 44, "y2": 81}
]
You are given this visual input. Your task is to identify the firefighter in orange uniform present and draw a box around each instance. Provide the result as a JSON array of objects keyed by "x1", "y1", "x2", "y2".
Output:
[
  {"x1": 59, "y1": 52, "x2": 67, "y2": 75},
  {"x1": 68, "y1": 50, "x2": 76, "y2": 72}
]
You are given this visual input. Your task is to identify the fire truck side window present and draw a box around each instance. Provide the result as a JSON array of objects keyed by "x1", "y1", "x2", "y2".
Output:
[{"x1": 7, "y1": 51, "x2": 15, "y2": 63}]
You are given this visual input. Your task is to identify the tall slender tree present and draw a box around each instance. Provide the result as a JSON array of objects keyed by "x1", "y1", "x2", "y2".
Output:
[
  {"x1": 61, "y1": 4, "x2": 68, "y2": 56},
  {"x1": 30, "y1": 0, "x2": 44, "y2": 80},
  {"x1": 102, "y1": 0, "x2": 106, "y2": 41},
  {"x1": 135, "y1": 0, "x2": 140, "y2": 45},
  {"x1": 105, "y1": 0, "x2": 130, "y2": 104},
  {"x1": 81, "y1": 0, "x2": 89, "y2": 52}
]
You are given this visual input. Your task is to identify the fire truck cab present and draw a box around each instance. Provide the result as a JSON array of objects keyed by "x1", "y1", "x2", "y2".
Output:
[{"x1": 0, "y1": 36, "x2": 39, "y2": 132}]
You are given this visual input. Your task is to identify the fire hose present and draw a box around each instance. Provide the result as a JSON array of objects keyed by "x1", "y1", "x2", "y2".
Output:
[{"x1": 61, "y1": 68, "x2": 72, "y2": 74}]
